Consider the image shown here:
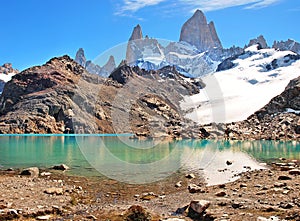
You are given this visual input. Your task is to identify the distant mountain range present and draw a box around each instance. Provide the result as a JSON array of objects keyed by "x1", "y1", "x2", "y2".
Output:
[{"x1": 75, "y1": 9, "x2": 300, "y2": 78}]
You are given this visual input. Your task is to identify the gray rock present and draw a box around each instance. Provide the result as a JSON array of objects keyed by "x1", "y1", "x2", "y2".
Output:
[
  {"x1": 189, "y1": 200, "x2": 210, "y2": 214},
  {"x1": 51, "y1": 164, "x2": 69, "y2": 171},
  {"x1": 20, "y1": 167, "x2": 39, "y2": 178}
]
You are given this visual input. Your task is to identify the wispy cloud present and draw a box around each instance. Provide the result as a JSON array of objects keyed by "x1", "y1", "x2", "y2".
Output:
[
  {"x1": 115, "y1": 0, "x2": 283, "y2": 15},
  {"x1": 115, "y1": 0, "x2": 166, "y2": 15}
]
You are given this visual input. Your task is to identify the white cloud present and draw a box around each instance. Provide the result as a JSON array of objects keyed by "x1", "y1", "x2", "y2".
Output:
[
  {"x1": 179, "y1": 0, "x2": 282, "y2": 12},
  {"x1": 116, "y1": 0, "x2": 166, "y2": 15},
  {"x1": 115, "y1": 0, "x2": 283, "y2": 15}
]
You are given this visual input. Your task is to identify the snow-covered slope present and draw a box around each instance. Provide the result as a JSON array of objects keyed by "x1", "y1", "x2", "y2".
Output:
[{"x1": 181, "y1": 45, "x2": 300, "y2": 124}]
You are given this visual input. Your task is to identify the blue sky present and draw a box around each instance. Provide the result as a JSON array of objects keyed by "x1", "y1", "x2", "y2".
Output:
[{"x1": 0, "y1": 0, "x2": 299, "y2": 70}]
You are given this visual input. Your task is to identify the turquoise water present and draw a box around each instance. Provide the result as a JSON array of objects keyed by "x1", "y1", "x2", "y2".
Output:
[{"x1": 0, "y1": 136, "x2": 299, "y2": 183}]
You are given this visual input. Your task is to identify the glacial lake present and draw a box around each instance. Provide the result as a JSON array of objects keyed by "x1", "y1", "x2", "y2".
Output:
[{"x1": 0, "y1": 135, "x2": 299, "y2": 185}]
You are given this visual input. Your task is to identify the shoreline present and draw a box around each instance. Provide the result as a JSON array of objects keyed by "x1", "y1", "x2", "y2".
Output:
[{"x1": 0, "y1": 159, "x2": 299, "y2": 220}]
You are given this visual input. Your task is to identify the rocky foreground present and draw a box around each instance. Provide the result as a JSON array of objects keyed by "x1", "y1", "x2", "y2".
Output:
[{"x1": 0, "y1": 160, "x2": 300, "y2": 221}]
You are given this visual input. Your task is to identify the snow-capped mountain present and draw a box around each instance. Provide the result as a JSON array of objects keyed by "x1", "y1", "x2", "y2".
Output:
[
  {"x1": 181, "y1": 44, "x2": 300, "y2": 124},
  {"x1": 125, "y1": 10, "x2": 244, "y2": 77}
]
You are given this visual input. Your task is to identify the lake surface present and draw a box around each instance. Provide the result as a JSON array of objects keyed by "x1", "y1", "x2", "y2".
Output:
[{"x1": 0, "y1": 135, "x2": 299, "y2": 185}]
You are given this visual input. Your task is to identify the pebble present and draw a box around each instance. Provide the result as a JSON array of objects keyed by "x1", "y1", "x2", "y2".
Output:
[
  {"x1": 36, "y1": 215, "x2": 52, "y2": 220},
  {"x1": 185, "y1": 173, "x2": 195, "y2": 179},
  {"x1": 86, "y1": 214, "x2": 97, "y2": 220},
  {"x1": 188, "y1": 184, "x2": 204, "y2": 193},
  {"x1": 274, "y1": 182, "x2": 286, "y2": 187},
  {"x1": 175, "y1": 181, "x2": 182, "y2": 188},
  {"x1": 44, "y1": 187, "x2": 64, "y2": 195},
  {"x1": 278, "y1": 175, "x2": 292, "y2": 180},
  {"x1": 289, "y1": 169, "x2": 300, "y2": 175},
  {"x1": 240, "y1": 183, "x2": 247, "y2": 188},
  {"x1": 215, "y1": 191, "x2": 226, "y2": 197},
  {"x1": 226, "y1": 160, "x2": 233, "y2": 166}
]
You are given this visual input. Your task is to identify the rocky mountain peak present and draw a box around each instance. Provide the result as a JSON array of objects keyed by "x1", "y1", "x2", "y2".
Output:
[
  {"x1": 75, "y1": 48, "x2": 86, "y2": 67},
  {"x1": 179, "y1": 9, "x2": 222, "y2": 52},
  {"x1": 192, "y1": 9, "x2": 207, "y2": 24},
  {"x1": 273, "y1": 39, "x2": 300, "y2": 54},
  {"x1": 129, "y1": 24, "x2": 143, "y2": 41},
  {"x1": 247, "y1": 35, "x2": 268, "y2": 49}
]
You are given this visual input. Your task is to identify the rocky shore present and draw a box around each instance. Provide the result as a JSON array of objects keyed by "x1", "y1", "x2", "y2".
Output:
[{"x1": 0, "y1": 159, "x2": 299, "y2": 221}]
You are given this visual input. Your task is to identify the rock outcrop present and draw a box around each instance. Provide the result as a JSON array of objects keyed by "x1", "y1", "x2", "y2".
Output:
[
  {"x1": 247, "y1": 35, "x2": 268, "y2": 49},
  {"x1": 179, "y1": 10, "x2": 222, "y2": 51},
  {"x1": 273, "y1": 39, "x2": 300, "y2": 54}
]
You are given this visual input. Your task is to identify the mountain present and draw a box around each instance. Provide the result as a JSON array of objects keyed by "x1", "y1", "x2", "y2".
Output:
[
  {"x1": 0, "y1": 56, "x2": 207, "y2": 138},
  {"x1": 179, "y1": 9, "x2": 222, "y2": 51},
  {"x1": 74, "y1": 48, "x2": 116, "y2": 77},
  {"x1": 181, "y1": 44, "x2": 300, "y2": 124},
  {"x1": 123, "y1": 10, "x2": 243, "y2": 78},
  {"x1": 0, "y1": 63, "x2": 19, "y2": 93}
]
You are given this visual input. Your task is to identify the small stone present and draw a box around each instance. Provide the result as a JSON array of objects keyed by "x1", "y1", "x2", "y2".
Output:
[
  {"x1": 8, "y1": 209, "x2": 18, "y2": 215},
  {"x1": 86, "y1": 214, "x2": 97, "y2": 220},
  {"x1": 215, "y1": 191, "x2": 226, "y2": 197},
  {"x1": 226, "y1": 160, "x2": 233, "y2": 165},
  {"x1": 36, "y1": 215, "x2": 52, "y2": 220},
  {"x1": 51, "y1": 164, "x2": 70, "y2": 171},
  {"x1": 218, "y1": 184, "x2": 226, "y2": 188},
  {"x1": 20, "y1": 167, "x2": 39, "y2": 178},
  {"x1": 188, "y1": 184, "x2": 204, "y2": 193},
  {"x1": 189, "y1": 200, "x2": 210, "y2": 214},
  {"x1": 134, "y1": 194, "x2": 140, "y2": 198},
  {"x1": 278, "y1": 175, "x2": 292, "y2": 180},
  {"x1": 289, "y1": 169, "x2": 300, "y2": 175},
  {"x1": 240, "y1": 183, "x2": 247, "y2": 188},
  {"x1": 185, "y1": 173, "x2": 195, "y2": 179},
  {"x1": 175, "y1": 181, "x2": 182, "y2": 188},
  {"x1": 44, "y1": 187, "x2": 64, "y2": 195},
  {"x1": 274, "y1": 182, "x2": 286, "y2": 187},
  {"x1": 40, "y1": 172, "x2": 52, "y2": 176}
]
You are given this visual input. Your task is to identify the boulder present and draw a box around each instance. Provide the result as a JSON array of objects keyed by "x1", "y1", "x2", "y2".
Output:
[
  {"x1": 189, "y1": 200, "x2": 210, "y2": 214},
  {"x1": 20, "y1": 167, "x2": 39, "y2": 178},
  {"x1": 51, "y1": 164, "x2": 70, "y2": 171}
]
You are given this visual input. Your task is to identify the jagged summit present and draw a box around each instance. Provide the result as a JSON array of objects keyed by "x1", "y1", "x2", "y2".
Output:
[
  {"x1": 179, "y1": 9, "x2": 222, "y2": 52},
  {"x1": 247, "y1": 35, "x2": 268, "y2": 49},
  {"x1": 129, "y1": 24, "x2": 143, "y2": 41},
  {"x1": 75, "y1": 48, "x2": 86, "y2": 67}
]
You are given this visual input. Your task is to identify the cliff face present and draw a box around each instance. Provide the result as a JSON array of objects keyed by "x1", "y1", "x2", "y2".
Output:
[
  {"x1": 0, "y1": 56, "x2": 207, "y2": 138},
  {"x1": 179, "y1": 10, "x2": 222, "y2": 51}
]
